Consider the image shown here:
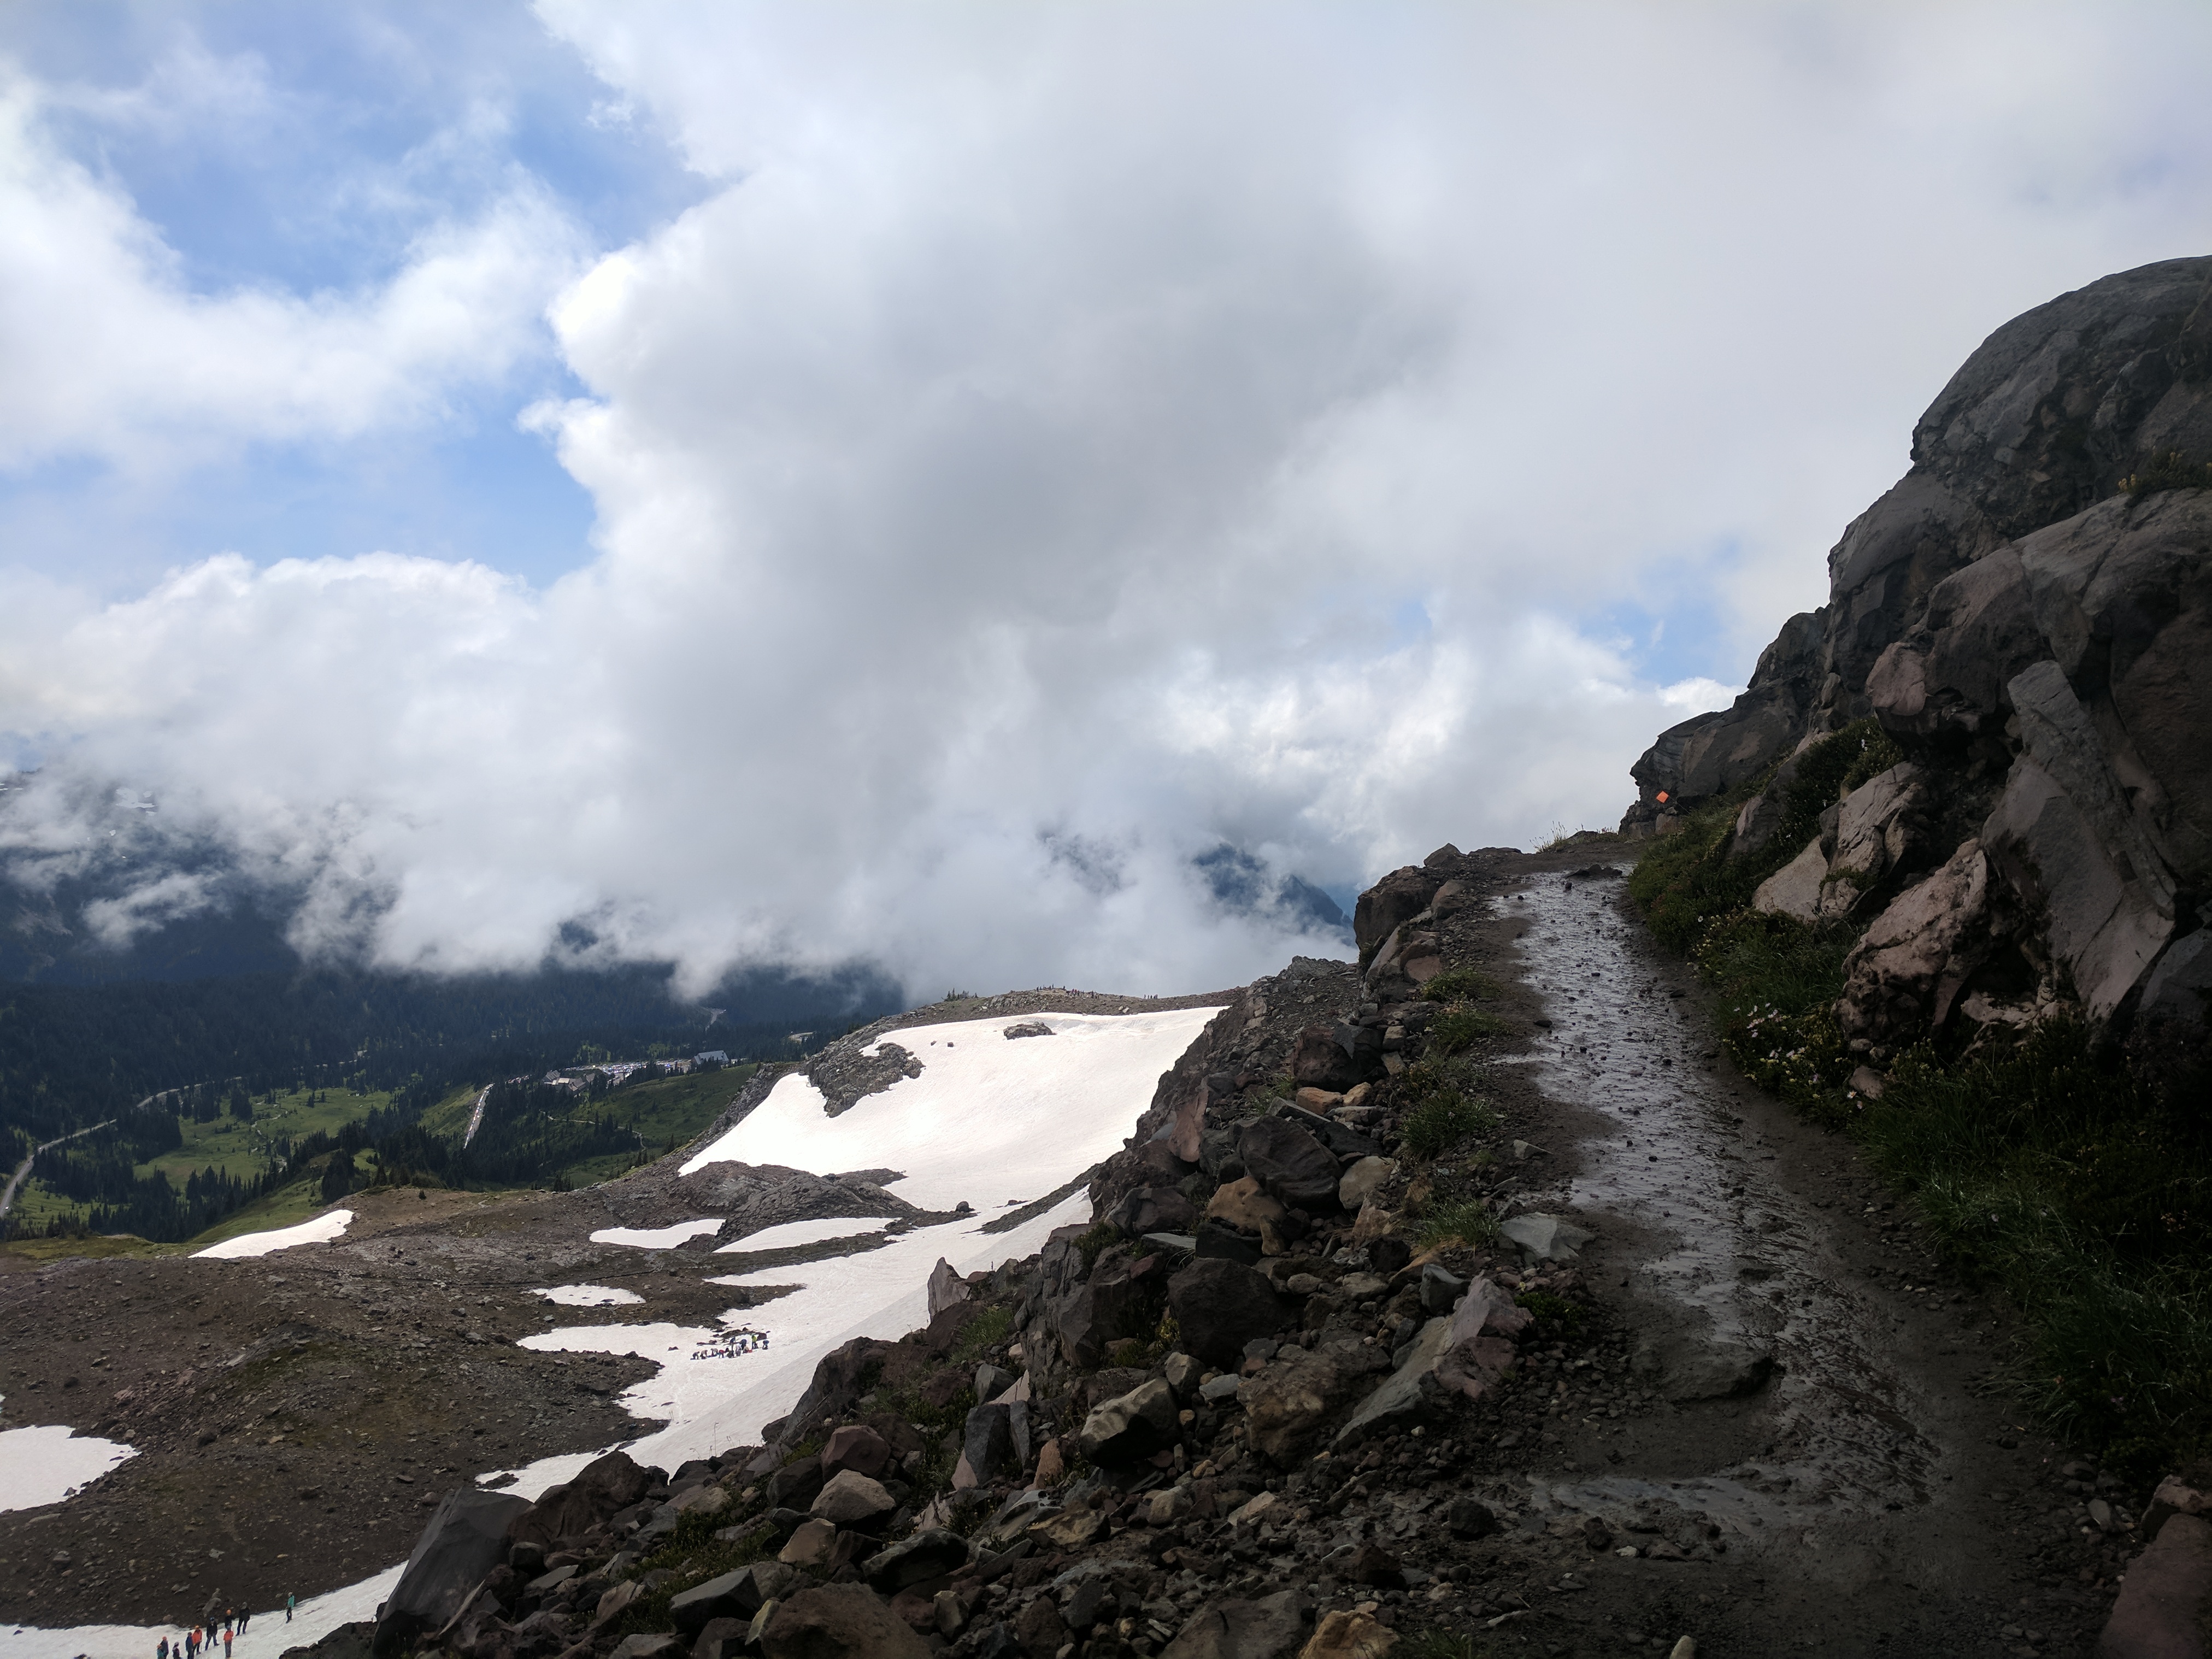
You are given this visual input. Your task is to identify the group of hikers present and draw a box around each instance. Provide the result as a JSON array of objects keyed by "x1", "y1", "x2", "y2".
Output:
[
  {"x1": 155, "y1": 1594, "x2": 294, "y2": 1659},
  {"x1": 691, "y1": 1325, "x2": 769, "y2": 1360}
]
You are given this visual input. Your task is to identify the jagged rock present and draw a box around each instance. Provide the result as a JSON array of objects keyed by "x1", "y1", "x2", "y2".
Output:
[
  {"x1": 1238, "y1": 1117, "x2": 1341, "y2": 1211},
  {"x1": 778, "y1": 1517, "x2": 838, "y2": 1566},
  {"x1": 1289, "y1": 1025, "x2": 1362, "y2": 1092},
  {"x1": 1445, "y1": 1497, "x2": 1497, "y2": 1538},
  {"x1": 1015, "y1": 1593, "x2": 1068, "y2": 1657},
  {"x1": 1836, "y1": 839, "x2": 1995, "y2": 1045},
  {"x1": 693, "y1": 1616, "x2": 751, "y2": 1659},
  {"x1": 1076, "y1": 1378, "x2": 1179, "y2": 1463},
  {"x1": 1242, "y1": 1348, "x2": 1381, "y2": 1464},
  {"x1": 2095, "y1": 1511, "x2": 2212, "y2": 1654},
  {"x1": 1625, "y1": 609, "x2": 1825, "y2": 828},
  {"x1": 509, "y1": 1450, "x2": 657, "y2": 1549},
  {"x1": 821, "y1": 1425, "x2": 891, "y2": 1480},
  {"x1": 373, "y1": 1489, "x2": 531, "y2": 1657},
  {"x1": 862, "y1": 1529, "x2": 970, "y2": 1593},
  {"x1": 810, "y1": 1039, "x2": 925, "y2": 1117},
  {"x1": 1497, "y1": 1214, "x2": 1590, "y2": 1262},
  {"x1": 672, "y1": 1563, "x2": 800, "y2": 1633},
  {"x1": 1354, "y1": 868, "x2": 1443, "y2": 958},
  {"x1": 810, "y1": 1470, "x2": 896, "y2": 1529},
  {"x1": 767, "y1": 1455, "x2": 826, "y2": 1511},
  {"x1": 1417, "y1": 1264, "x2": 1465, "y2": 1316},
  {"x1": 1003, "y1": 1020, "x2": 1054, "y2": 1039},
  {"x1": 1751, "y1": 837, "x2": 1828, "y2": 923},
  {"x1": 1817, "y1": 762, "x2": 1932, "y2": 919},
  {"x1": 1298, "y1": 1611, "x2": 1397, "y2": 1659},
  {"x1": 956, "y1": 1402, "x2": 1029, "y2": 1487},
  {"x1": 926, "y1": 1258, "x2": 972, "y2": 1320},
  {"x1": 762, "y1": 1584, "x2": 932, "y2": 1659},
  {"x1": 1162, "y1": 1351, "x2": 1202, "y2": 1399},
  {"x1": 1867, "y1": 546, "x2": 2046, "y2": 737},
  {"x1": 1433, "y1": 1276, "x2": 1531, "y2": 1403},
  {"x1": 608, "y1": 1637, "x2": 681, "y2": 1659},
  {"x1": 1108, "y1": 1186, "x2": 1197, "y2": 1236},
  {"x1": 1168, "y1": 1258, "x2": 1287, "y2": 1366},
  {"x1": 1333, "y1": 1319, "x2": 1453, "y2": 1447},
  {"x1": 1052, "y1": 1246, "x2": 1166, "y2": 1369},
  {"x1": 1206, "y1": 1175, "x2": 1287, "y2": 1237},
  {"x1": 1336, "y1": 1157, "x2": 1396, "y2": 1211},
  {"x1": 1161, "y1": 1590, "x2": 1313, "y2": 1659},
  {"x1": 2142, "y1": 932, "x2": 2212, "y2": 1028}
]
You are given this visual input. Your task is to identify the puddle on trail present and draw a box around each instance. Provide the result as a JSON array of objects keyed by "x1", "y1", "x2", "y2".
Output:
[{"x1": 1495, "y1": 870, "x2": 1937, "y2": 1545}]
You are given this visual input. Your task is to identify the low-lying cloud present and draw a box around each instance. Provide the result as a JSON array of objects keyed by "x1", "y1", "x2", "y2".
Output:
[{"x1": 4, "y1": 1, "x2": 2211, "y2": 999}]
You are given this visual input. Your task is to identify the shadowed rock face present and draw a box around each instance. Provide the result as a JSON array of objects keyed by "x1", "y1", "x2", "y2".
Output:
[{"x1": 1623, "y1": 255, "x2": 2212, "y2": 1047}]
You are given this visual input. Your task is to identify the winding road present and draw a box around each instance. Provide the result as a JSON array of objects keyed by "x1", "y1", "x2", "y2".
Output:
[{"x1": 0, "y1": 1118, "x2": 117, "y2": 1222}]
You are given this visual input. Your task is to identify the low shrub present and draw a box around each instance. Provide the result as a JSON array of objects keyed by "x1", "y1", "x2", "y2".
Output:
[{"x1": 2121, "y1": 449, "x2": 2212, "y2": 495}]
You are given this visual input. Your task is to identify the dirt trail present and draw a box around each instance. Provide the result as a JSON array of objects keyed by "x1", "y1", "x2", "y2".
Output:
[{"x1": 1488, "y1": 862, "x2": 2119, "y2": 1654}]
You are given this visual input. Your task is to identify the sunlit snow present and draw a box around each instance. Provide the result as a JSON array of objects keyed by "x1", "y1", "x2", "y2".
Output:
[
  {"x1": 534, "y1": 1284, "x2": 645, "y2": 1307},
  {"x1": 590, "y1": 1219, "x2": 723, "y2": 1249},
  {"x1": 681, "y1": 1009, "x2": 1218, "y2": 1209},
  {"x1": 713, "y1": 1216, "x2": 892, "y2": 1254},
  {"x1": 193, "y1": 1207, "x2": 354, "y2": 1259}
]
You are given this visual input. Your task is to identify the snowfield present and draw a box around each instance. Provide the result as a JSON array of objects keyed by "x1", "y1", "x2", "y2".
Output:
[
  {"x1": 715, "y1": 1216, "x2": 892, "y2": 1254},
  {"x1": 534, "y1": 1284, "x2": 645, "y2": 1307},
  {"x1": 589, "y1": 1219, "x2": 723, "y2": 1249},
  {"x1": 192, "y1": 1207, "x2": 354, "y2": 1259},
  {"x1": 0, "y1": 1422, "x2": 136, "y2": 1514}
]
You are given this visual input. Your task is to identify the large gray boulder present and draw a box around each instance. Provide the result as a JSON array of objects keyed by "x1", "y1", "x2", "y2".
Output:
[
  {"x1": 1076, "y1": 1378, "x2": 1179, "y2": 1464},
  {"x1": 1158, "y1": 1590, "x2": 1313, "y2": 1659},
  {"x1": 372, "y1": 1489, "x2": 530, "y2": 1657}
]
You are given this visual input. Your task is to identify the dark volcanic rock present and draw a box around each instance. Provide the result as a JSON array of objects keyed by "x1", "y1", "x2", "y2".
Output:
[
  {"x1": 762, "y1": 1584, "x2": 932, "y2": 1659},
  {"x1": 1168, "y1": 1257, "x2": 1287, "y2": 1367},
  {"x1": 373, "y1": 1489, "x2": 530, "y2": 1657},
  {"x1": 1236, "y1": 1116, "x2": 1340, "y2": 1211}
]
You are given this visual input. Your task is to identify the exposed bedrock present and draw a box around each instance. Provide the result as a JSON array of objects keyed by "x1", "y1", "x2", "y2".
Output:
[{"x1": 1622, "y1": 255, "x2": 2212, "y2": 1051}]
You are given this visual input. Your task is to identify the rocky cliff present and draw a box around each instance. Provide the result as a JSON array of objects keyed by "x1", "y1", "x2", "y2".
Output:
[{"x1": 1621, "y1": 255, "x2": 2212, "y2": 1056}]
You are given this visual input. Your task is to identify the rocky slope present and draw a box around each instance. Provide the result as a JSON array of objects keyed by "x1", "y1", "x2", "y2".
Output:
[
  {"x1": 1620, "y1": 255, "x2": 2212, "y2": 1058},
  {"x1": 246, "y1": 843, "x2": 2168, "y2": 1659}
]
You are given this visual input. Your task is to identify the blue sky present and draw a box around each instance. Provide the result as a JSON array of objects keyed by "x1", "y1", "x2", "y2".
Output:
[{"x1": 0, "y1": 2, "x2": 2208, "y2": 996}]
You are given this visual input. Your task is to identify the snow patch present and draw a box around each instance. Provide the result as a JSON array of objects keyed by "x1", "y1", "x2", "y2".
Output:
[
  {"x1": 0, "y1": 1559, "x2": 400, "y2": 1659},
  {"x1": 534, "y1": 1284, "x2": 644, "y2": 1307},
  {"x1": 522, "y1": 1190, "x2": 1090, "y2": 1467},
  {"x1": 0, "y1": 1423, "x2": 137, "y2": 1512},
  {"x1": 680, "y1": 1009, "x2": 1220, "y2": 1210},
  {"x1": 713, "y1": 1216, "x2": 892, "y2": 1255},
  {"x1": 589, "y1": 1219, "x2": 722, "y2": 1249},
  {"x1": 193, "y1": 1208, "x2": 354, "y2": 1259}
]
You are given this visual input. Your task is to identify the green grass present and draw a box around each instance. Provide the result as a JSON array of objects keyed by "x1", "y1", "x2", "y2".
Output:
[
  {"x1": 183, "y1": 1179, "x2": 351, "y2": 1248},
  {"x1": 1426, "y1": 1006, "x2": 1509, "y2": 1057},
  {"x1": 1419, "y1": 968, "x2": 1499, "y2": 1004},
  {"x1": 952, "y1": 1305, "x2": 1015, "y2": 1362},
  {"x1": 140, "y1": 1084, "x2": 395, "y2": 1188},
  {"x1": 1398, "y1": 1060, "x2": 1498, "y2": 1159},
  {"x1": 1627, "y1": 731, "x2": 2212, "y2": 1473},
  {"x1": 1626, "y1": 717, "x2": 1902, "y2": 951},
  {"x1": 1415, "y1": 1198, "x2": 1500, "y2": 1252}
]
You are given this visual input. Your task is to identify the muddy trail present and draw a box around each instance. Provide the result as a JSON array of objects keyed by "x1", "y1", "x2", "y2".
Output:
[{"x1": 1477, "y1": 860, "x2": 2121, "y2": 1655}]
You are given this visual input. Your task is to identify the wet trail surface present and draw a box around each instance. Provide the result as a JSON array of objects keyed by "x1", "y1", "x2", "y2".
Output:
[{"x1": 1488, "y1": 866, "x2": 2102, "y2": 1653}]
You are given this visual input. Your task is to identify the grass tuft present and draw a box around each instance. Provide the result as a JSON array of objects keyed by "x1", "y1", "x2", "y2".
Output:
[
  {"x1": 1426, "y1": 1007, "x2": 1509, "y2": 1057},
  {"x1": 1399, "y1": 1061, "x2": 1499, "y2": 1160},
  {"x1": 1415, "y1": 1197, "x2": 1500, "y2": 1252},
  {"x1": 1419, "y1": 968, "x2": 1499, "y2": 1004}
]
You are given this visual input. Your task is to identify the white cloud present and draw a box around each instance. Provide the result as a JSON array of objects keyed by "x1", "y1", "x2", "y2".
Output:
[
  {"x1": 6, "y1": 2, "x2": 2212, "y2": 998},
  {"x1": 0, "y1": 65, "x2": 585, "y2": 473}
]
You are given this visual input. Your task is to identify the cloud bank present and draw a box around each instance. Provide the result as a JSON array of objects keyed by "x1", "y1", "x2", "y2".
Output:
[{"x1": 3, "y1": 2, "x2": 2211, "y2": 999}]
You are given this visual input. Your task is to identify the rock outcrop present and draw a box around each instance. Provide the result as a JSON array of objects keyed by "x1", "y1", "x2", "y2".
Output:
[{"x1": 1622, "y1": 255, "x2": 2212, "y2": 1051}]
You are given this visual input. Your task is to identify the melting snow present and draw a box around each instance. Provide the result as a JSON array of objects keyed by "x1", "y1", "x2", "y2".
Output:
[
  {"x1": 590, "y1": 1219, "x2": 723, "y2": 1249},
  {"x1": 681, "y1": 1009, "x2": 1217, "y2": 1209},
  {"x1": 3, "y1": 1563, "x2": 403, "y2": 1659},
  {"x1": 0, "y1": 1422, "x2": 137, "y2": 1513},
  {"x1": 713, "y1": 1216, "x2": 892, "y2": 1254},
  {"x1": 193, "y1": 1208, "x2": 354, "y2": 1260},
  {"x1": 534, "y1": 1284, "x2": 645, "y2": 1307}
]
